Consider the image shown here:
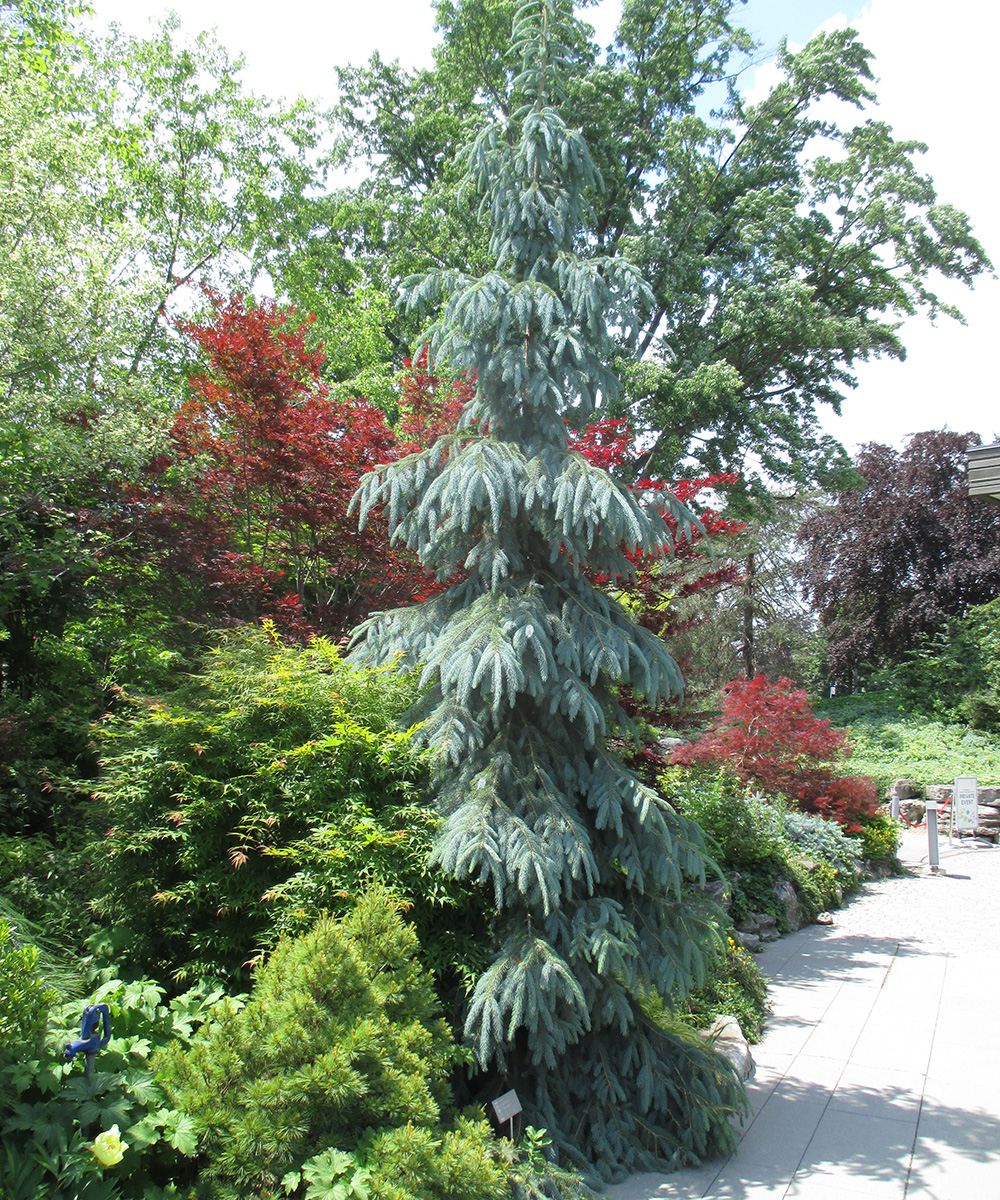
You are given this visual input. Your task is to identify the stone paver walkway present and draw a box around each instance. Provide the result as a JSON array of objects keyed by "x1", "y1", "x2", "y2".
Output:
[{"x1": 608, "y1": 826, "x2": 1000, "y2": 1199}]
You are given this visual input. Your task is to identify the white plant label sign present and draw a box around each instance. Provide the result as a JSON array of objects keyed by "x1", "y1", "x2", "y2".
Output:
[
  {"x1": 953, "y1": 776, "x2": 978, "y2": 831},
  {"x1": 491, "y1": 1089, "x2": 522, "y2": 1124}
]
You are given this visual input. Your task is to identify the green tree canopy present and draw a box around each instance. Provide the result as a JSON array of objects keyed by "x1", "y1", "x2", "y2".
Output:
[
  {"x1": 0, "y1": 2, "x2": 321, "y2": 697},
  {"x1": 331, "y1": 0, "x2": 989, "y2": 500}
]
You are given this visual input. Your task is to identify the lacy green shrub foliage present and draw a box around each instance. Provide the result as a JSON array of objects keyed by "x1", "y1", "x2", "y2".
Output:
[
  {"x1": 663, "y1": 772, "x2": 790, "y2": 926},
  {"x1": 663, "y1": 770, "x2": 861, "y2": 926},
  {"x1": 1, "y1": 834, "x2": 99, "y2": 960},
  {"x1": 155, "y1": 892, "x2": 510, "y2": 1200},
  {"x1": 664, "y1": 770, "x2": 785, "y2": 868},
  {"x1": 0, "y1": 629, "x2": 101, "y2": 837},
  {"x1": 348, "y1": 0, "x2": 738, "y2": 1179},
  {"x1": 671, "y1": 675, "x2": 878, "y2": 830},
  {"x1": 1, "y1": 972, "x2": 224, "y2": 1199},
  {"x1": 681, "y1": 936, "x2": 769, "y2": 1043},
  {"x1": 93, "y1": 626, "x2": 487, "y2": 985},
  {"x1": 0, "y1": 598, "x2": 204, "y2": 841}
]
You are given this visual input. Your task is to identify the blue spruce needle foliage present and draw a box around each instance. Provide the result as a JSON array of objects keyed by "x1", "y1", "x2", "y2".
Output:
[{"x1": 350, "y1": 0, "x2": 745, "y2": 1179}]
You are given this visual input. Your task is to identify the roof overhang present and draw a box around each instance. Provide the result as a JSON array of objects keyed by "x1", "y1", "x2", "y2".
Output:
[{"x1": 968, "y1": 442, "x2": 1000, "y2": 500}]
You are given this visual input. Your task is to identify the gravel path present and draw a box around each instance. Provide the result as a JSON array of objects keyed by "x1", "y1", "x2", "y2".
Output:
[{"x1": 829, "y1": 825, "x2": 1000, "y2": 949}]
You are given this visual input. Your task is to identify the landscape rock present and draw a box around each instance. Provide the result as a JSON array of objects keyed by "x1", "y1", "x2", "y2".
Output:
[
  {"x1": 899, "y1": 800, "x2": 926, "y2": 824},
  {"x1": 656, "y1": 736, "x2": 687, "y2": 753},
  {"x1": 753, "y1": 912, "x2": 778, "y2": 930},
  {"x1": 890, "y1": 778, "x2": 920, "y2": 800},
  {"x1": 773, "y1": 878, "x2": 805, "y2": 931},
  {"x1": 733, "y1": 931, "x2": 760, "y2": 952},
  {"x1": 699, "y1": 879, "x2": 733, "y2": 912},
  {"x1": 706, "y1": 1015, "x2": 755, "y2": 1081},
  {"x1": 815, "y1": 912, "x2": 834, "y2": 925}
]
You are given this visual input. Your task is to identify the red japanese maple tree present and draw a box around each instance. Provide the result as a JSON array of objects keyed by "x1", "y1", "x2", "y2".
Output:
[
  {"x1": 670, "y1": 674, "x2": 878, "y2": 829},
  {"x1": 112, "y1": 298, "x2": 742, "y2": 657},
  {"x1": 115, "y1": 294, "x2": 444, "y2": 637}
]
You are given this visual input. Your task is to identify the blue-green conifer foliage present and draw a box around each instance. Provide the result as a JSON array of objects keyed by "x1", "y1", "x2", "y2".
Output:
[{"x1": 351, "y1": 0, "x2": 742, "y2": 1178}]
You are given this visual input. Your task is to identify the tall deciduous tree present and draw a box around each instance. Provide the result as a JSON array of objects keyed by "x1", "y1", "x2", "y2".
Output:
[
  {"x1": 1, "y1": 3, "x2": 321, "y2": 693},
  {"x1": 797, "y1": 430, "x2": 1000, "y2": 689},
  {"x1": 350, "y1": 0, "x2": 741, "y2": 1178},
  {"x1": 333, "y1": 0, "x2": 989, "y2": 499}
]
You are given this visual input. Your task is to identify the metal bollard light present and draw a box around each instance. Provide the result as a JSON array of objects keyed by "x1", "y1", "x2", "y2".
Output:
[{"x1": 64, "y1": 1003, "x2": 112, "y2": 1080}]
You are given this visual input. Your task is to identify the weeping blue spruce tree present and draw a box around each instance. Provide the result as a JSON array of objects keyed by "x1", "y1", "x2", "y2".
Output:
[{"x1": 351, "y1": 0, "x2": 744, "y2": 1179}]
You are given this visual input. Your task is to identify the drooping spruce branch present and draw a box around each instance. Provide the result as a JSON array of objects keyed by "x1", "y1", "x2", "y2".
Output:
[{"x1": 349, "y1": 0, "x2": 743, "y2": 1180}]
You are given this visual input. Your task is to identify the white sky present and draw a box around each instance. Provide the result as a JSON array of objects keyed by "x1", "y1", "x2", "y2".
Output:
[{"x1": 90, "y1": 0, "x2": 999, "y2": 455}]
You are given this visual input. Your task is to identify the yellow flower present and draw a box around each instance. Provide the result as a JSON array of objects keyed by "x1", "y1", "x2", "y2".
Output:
[{"x1": 92, "y1": 1125, "x2": 128, "y2": 1168}]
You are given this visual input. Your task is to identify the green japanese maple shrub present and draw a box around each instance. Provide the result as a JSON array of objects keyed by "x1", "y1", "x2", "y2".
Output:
[{"x1": 92, "y1": 624, "x2": 489, "y2": 990}]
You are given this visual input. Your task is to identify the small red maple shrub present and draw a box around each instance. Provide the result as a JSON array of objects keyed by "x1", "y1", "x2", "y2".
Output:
[{"x1": 670, "y1": 674, "x2": 877, "y2": 830}]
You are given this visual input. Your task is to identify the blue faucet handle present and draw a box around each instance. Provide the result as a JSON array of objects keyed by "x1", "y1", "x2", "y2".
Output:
[{"x1": 64, "y1": 1003, "x2": 112, "y2": 1062}]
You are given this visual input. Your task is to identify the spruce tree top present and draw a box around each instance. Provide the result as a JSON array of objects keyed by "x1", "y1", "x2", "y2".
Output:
[
  {"x1": 353, "y1": 0, "x2": 699, "y2": 655},
  {"x1": 403, "y1": 0, "x2": 646, "y2": 450}
]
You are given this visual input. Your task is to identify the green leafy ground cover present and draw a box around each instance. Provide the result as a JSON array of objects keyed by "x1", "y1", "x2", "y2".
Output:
[
  {"x1": 818, "y1": 692, "x2": 1000, "y2": 794},
  {"x1": 2, "y1": 895, "x2": 590, "y2": 1200}
]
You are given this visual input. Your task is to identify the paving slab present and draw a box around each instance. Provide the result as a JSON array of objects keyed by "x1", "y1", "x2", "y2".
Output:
[{"x1": 605, "y1": 827, "x2": 1000, "y2": 1199}]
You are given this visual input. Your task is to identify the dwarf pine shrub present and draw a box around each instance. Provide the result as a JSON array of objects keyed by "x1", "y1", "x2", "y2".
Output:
[
  {"x1": 349, "y1": 0, "x2": 742, "y2": 1179},
  {"x1": 155, "y1": 891, "x2": 510, "y2": 1200}
]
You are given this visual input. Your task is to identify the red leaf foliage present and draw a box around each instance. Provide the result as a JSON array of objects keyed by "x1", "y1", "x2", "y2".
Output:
[
  {"x1": 111, "y1": 294, "x2": 446, "y2": 638},
  {"x1": 568, "y1": 419, "x2": 744, "y2": 716},
  {"x1": 569, "y1": 419, "x2": 743, "y2": 637},
  {"x1": 670, "y1": 674, "x2": 877, "y2": 830},
  {"x1": 395, "y1": 347, "x2": 473, "y2": 452}
]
